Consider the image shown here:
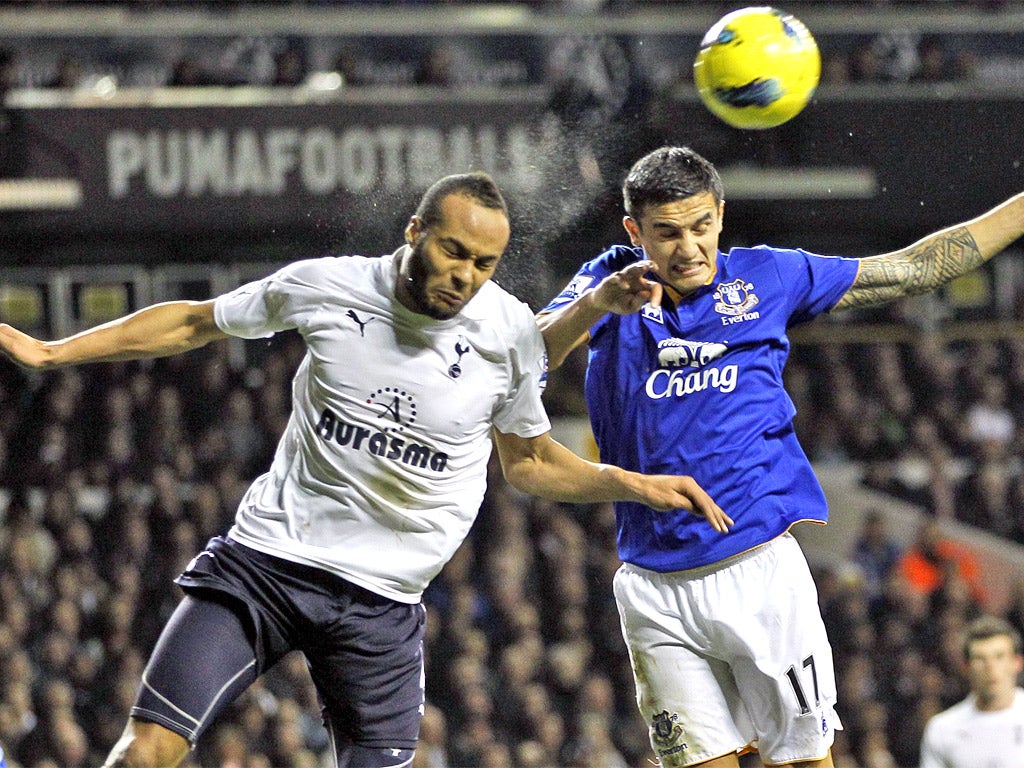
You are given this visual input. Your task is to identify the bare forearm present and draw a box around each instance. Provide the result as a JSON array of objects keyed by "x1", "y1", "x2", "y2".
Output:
[
  {"x1": 540, "y1": 261, "x2": 662, "y2": 369},
  {"x1": 537, "y1": 294, "x2": 602, "y2": 371},
  {"x1": 495, "y1": 429, "x2": 731, "y2": 529},
  {"x1": 503, "y1": 439, "x2": 638, "y2": 503},
  {"x1": 837, "y1": 192, "x2": 1024, "y2": 311},
  {"x1": 0, "y1": 300, "x2": 225, "y2": 370}
]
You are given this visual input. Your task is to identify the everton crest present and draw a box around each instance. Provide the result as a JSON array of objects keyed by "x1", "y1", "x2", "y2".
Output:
[
  {"x1": 713, "y1": 278, "x2": 759, "y2": 317},
  {"x1": 651, "y1": 710, "x2": 685, "y2": 749}
]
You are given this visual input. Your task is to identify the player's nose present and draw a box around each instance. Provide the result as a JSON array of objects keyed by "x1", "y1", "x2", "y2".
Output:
[
  {"x1": 450, "y1": 261, "x2": 473, "y2": 288},
  {"x1": 675, "y1": 234, "x2": 700, "y2": 259}
]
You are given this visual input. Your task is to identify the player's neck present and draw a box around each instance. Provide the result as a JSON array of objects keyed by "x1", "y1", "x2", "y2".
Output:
[{"x1": 975, "y1": 687, "x2": 1017, "y2": 712}]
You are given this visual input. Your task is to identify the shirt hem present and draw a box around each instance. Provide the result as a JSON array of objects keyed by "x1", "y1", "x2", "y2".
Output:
[
  {"x1": 629, "y1": 519, "x2": 826, "y2": 577},
  {"x1": 225, "y1": 531, "x2": 424, "y2": 605}
]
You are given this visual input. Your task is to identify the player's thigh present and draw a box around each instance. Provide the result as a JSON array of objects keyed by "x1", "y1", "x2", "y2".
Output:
[
  {"x1": 132, "y1": 592, "x2": 263, "y2": 745},
  {"x1": 305, "y1": 591, "x2": 426, "y2": 750},
  {"x1": 723, "y1": 537, "x2": 839, "y2": 764},
  {"x1": 615, "y1": 566, "x2": 754, "y2": 767}
]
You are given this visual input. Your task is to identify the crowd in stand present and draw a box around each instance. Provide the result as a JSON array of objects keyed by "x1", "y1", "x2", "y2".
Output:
[
  {"x1": 784, "y1": 329, "x2": 1024, "y2": 542},
  {"x1": 0, "y1": 3, "x2": 1017, "y2": 94},
  {"x1": 0, "y1": 301, "x2": 1022, "y2": 767}
]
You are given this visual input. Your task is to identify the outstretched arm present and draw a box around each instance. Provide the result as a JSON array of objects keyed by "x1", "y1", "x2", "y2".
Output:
[
  {"x1": 537, "y1": 260, "x2": 662, "y2": 370},
  {"x1": 0, "y1": 300, "x2": 227, "y2": 370},
  {"x1": 835, "y1": 192, "x2": 1024, "y2": 311},
  {"x1": 493, "y1": 428, "x2": 733, "y2": 533}
]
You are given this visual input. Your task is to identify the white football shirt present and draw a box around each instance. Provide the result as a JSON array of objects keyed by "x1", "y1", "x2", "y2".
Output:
[
  {"x1": 919, "y1": 688, "x2": 1024, "y2": 768},
  {"x1": 213, "y1": 248, "x2": 550, "y2": 602}
]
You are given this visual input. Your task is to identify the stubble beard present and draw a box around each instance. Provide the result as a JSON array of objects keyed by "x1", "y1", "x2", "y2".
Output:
[{"x1": 407, "y1": 240, "x2": 458, "y2": 320}]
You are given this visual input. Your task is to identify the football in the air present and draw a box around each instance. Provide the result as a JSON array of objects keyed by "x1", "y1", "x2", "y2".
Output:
[{"x1": 693, "y1": 6, "x2": 821, "y2": 130}]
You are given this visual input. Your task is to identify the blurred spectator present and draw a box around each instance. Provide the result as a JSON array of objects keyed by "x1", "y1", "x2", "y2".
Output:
[
  {"x1": 168, "y1": 56, "x2": 220, "y2": 87},
  {"x1": 957, "y1": 439, "x2": 1017, "y2": 536},
  {"x1": 851, "y1": 510, "x2": 903, "y2": 605},
  {"x1": 0, "y1": 48, "x2": 28, "y2": 179},
  {"x1": 849, "y1": 40, "x2": 887, "y2": 83},
  {"x1": 820, "y1": 51, "x2": 851, "y2": 85},
  {"x1": 271, "y1": 44, "x2": 307, "y2": 87},
  {"x1": 412, "y1": 703, "x2": 448, "y2": 768},
  {"x1": 43, "y1": 57, "x2": 83, "y2": 90},
  {"x1": 897, "y1": 520, "x2": 986, "y2": 607},
  {"x1": 0, "y1": 49, "x2": 15, "y2": 91},
  {"x1": 965, "y1": 377, "x2": 1016, "y2": 449},
  {"x1": 414, "y1": 45, "x2": 456, "y2": 87},
  {"x1": 927, "y1": 40, "x2": 979, "y2": 84},
  {"x1": 208, "y1": 723, "x2": 248, "y2": 768},
  {"x1": 910, "y1": 35, "x2": 957, "y2": 83}
]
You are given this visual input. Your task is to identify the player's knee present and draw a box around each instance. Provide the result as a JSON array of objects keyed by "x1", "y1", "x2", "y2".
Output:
[
  {"x1": 341, "y1": 744, "x2": 415, "y2": 768},
  {"x1": 102, "y1": 719, "x2": 191, "y2": 768}
]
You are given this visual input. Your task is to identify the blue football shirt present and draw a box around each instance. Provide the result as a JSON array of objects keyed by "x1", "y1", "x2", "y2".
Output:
[{"x1": 544, "y1": 244, "x2": 860, "y2": 572}]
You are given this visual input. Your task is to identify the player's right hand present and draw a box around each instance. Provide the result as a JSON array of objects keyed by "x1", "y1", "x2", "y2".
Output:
[
  {"x1": 638, "y1": 473, "x2": 734, "y2": 534},
  {"x1": 0, "y1": 324, "x2": 50, "y2": 369}
]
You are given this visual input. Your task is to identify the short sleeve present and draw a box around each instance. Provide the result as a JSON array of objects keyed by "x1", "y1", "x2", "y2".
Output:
[
  {"x1": 541, "y1": 246, "x2": 644, "y2": 330},
  {"x1": 214, "y1": 260, "x2": 324, "y2": 339},
  {"x1": 765, "y1": 247, "x2": 859, "y2": 326},
  {"x1": 491, "y1": 306, "x2": 551, "y2": 438},
  {"x1": 543, "y1": 269, "x2": 606, "y2": 314}
]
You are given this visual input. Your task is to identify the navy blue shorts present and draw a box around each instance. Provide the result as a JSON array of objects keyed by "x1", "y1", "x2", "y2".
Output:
[{"x1": 132, "y1": 536, "x2": 426, "y2": 750}]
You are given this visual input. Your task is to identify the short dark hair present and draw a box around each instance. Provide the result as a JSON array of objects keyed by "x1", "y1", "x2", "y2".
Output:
[
  {"x1": 415, "y1": 172, "x2": 508, "y2": 228},
  {"x1": 962, "y1": 615, "x2": 1023, "y2": 659},
  {"x1": 622, "y1": 146, "x2": 723, "y2": 219}
]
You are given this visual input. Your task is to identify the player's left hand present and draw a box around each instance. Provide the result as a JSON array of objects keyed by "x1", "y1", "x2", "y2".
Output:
[
  {"x1": 591, "y1": 260, "x2": 663, "y2": 316},
  {"x1": 639, "y1": 474, "x2": 733, "y2": 533}
]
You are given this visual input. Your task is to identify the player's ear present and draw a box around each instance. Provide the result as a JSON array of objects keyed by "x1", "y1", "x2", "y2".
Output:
[
  {"x1": 623, "y1": 216, "x2": 642, "y2": 246},
  {"x1": 406, "y1": 216, "x2": 425, "y2": 245}
]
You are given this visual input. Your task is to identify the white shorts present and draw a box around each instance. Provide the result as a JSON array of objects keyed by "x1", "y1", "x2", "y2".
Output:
[{"x1": 613, "y1": 532, "x2": 841, "y2": 767}]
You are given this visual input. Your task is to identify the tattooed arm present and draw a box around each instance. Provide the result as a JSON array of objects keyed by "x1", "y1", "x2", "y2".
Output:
[{"x1": 835, "y1": 192, "x2": 1024, "y2": 311}]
